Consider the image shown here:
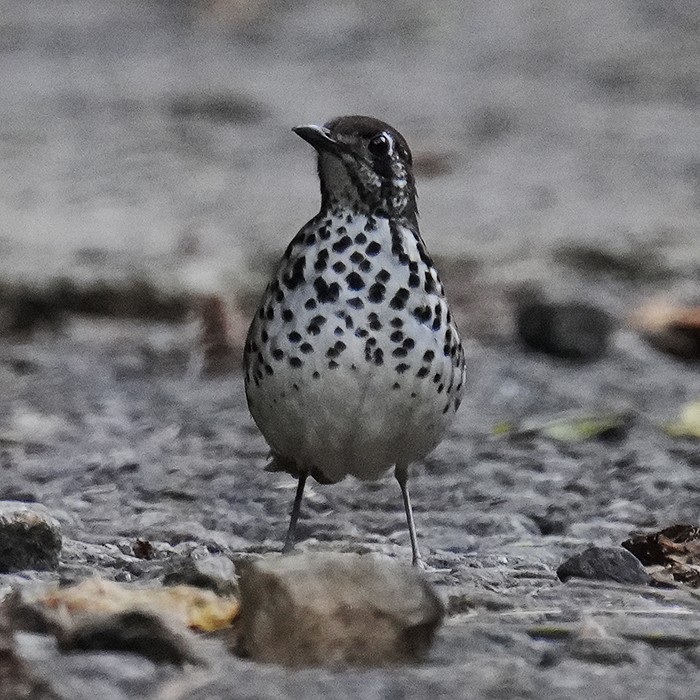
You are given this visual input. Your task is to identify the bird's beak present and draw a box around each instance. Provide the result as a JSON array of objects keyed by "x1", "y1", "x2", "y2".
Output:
[{"x1": 292, "y1": 125, "x2": 341, "y2": 154}]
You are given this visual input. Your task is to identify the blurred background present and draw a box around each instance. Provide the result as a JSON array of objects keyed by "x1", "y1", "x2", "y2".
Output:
[{"x1": 1, "y1": 0, "x2": 699, "y2": 338}]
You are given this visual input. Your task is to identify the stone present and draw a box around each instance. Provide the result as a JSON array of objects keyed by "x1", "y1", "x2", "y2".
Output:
[
  {"x1": 515, "y1": 299, "x2": 613, "y2": 361},
  {"x1": 0, "y1": 501, "x2": 62, "y2": 573},
  {"x1": 236, "y1": 553, "x2": 444, "y2": 667},
  {"x1": 161, "y1": 553, "x2": 238, "y2": 596},
  {"x1": 557, "y1": 547, "x2": 650, "y2": 585}
]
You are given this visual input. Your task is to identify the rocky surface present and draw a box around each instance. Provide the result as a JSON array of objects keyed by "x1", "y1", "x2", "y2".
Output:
[{"x1": 0, "y1": 0, "x2": 700, "y2": 698}]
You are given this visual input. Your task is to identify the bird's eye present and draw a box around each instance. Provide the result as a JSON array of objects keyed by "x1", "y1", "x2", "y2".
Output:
[{"x1": 368, "y1": 133, "x2": 392, "y2": 157}]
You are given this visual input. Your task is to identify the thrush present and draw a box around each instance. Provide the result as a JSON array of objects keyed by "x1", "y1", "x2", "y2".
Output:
[{"x1": 244, "y1": 116, "x2": 466, "y2": 566}]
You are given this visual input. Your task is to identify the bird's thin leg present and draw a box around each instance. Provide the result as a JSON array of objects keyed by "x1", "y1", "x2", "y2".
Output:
[
  {"x1": 282, "y1": 472, "x2": 308, "y2": 553},
  {"x1": 395, "y1": 465, "x2": 424, "y2": 568}
]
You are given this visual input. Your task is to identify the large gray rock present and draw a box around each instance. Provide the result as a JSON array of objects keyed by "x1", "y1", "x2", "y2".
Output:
[
  {"x1": 236, "y1": 553, "x2": 444, "y2": 667},
  {"x1": 0, "y1": 502, "x2": 62, "y2": 573}
]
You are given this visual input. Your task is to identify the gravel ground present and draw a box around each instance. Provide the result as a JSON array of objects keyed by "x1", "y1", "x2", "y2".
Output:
[
  {"x1": 1, "y1": 0, "x2": 700, "y2": 697},
  {"x1": 1, "y1": 315, "x2": 699, "y2": 698}
]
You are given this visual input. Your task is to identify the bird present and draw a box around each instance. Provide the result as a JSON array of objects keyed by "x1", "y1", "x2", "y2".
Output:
[{"x1": 244, "y1": 116, "x2": 466, "y2": 566}]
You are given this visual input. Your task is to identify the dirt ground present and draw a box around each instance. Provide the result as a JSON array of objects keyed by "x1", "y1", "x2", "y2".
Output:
[{"x1": 1, "y1": 1, "x2": 700, "y2": 698}]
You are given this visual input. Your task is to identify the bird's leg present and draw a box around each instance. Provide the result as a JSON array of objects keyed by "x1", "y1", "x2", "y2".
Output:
[
  {"x1": 395, "y1": 465, "x2": 424, "y2": 568},
  {"x1": 282, "y1": 472, "x2": 308, "y2": 553}
]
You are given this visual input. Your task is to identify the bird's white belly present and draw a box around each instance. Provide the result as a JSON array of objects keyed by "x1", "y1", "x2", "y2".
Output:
[{"x1": 247, "y1": 328, "x2": 458, "y2": 482}]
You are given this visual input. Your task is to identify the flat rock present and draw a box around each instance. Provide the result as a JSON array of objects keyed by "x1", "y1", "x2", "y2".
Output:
[
  {"x1": 557, "y1": 546, "x2": 650, "y2": 585},
  {"x1": 236, "y1": 553, "x2": 444, "y2": 667},
  {"x1": 0, "y1": 501, "x2": 62, "y2": 573}
]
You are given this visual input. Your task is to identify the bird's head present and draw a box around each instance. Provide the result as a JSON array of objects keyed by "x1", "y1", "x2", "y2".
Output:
[{"x1": 293, "y1": 115, "x2": 417, "y2": 222}]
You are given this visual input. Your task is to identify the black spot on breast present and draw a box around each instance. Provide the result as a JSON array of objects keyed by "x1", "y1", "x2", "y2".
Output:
[
  {"x1": 305, "y1": 298, "x2": 317, "y2": 310},
  {"x1": 433, "y1": 373, "x2": 442, "y2": 383},
  {"x1": 346, "y1": 271, "x2": 365, "y2": 290},
  {"x1": 289, "y1": 357, "x2": 302, "y2": 368},
  {"x1": 332, "y1": 261, "x2": 346, "y2": 273},
  {"x1": 413, "y1": 305, "x2": 431, "y2": 324},
  {"x1": 376, "y1": 269, "x2": 391, "y2": 283},
  {"x1": 392, "y1": 382, "x2": 400, "y2": 389},
  {"x1": 282, "y1": 309, "x2": 294, "y2": 322},
  {"x1": 314, "y1": 277, "x2": 341, "y2": 303},
  {"x1": 333, "y1": 235, "x2": 352, "y2": 253},
  {"x1": 272, "y1": 349, "x2": 284, "y2": 361},
  {"x1": 403, "y1": 338, "x2": 415, "y2": 350},
  {"x1": 265, "y1": 364, "x2": 273, "y2": 375},
  {"x1": 391, "y1": 317, "x2": 403, "y2": 328},
  {"x1": 416, "y1": 367, "x2": 429, "y2": 378},
  {"x1": 300, "y1": 342, "x2": 313, "y2": 354},
  {"x1": 354, "y1": 232, "x2": 368, "y2": 244},
  {"x1": 283, "y1": 256, "x2": 306, "y2": 290},
  {"x1": 347, "y1": 297, "x2": 364, "y2": 309},
  {"x1": 288, "y1": 331, "x2": 301, "y2": 343},
  {"x1": 350, "y1": 251, "x2": 364, "y2": 265},
  {"x1": 355, "y1": 328, "x2": 369, "y2": 338},
  {"x1": 307, "y1": 323, "x2": 321, "y2": 335},
  {"x1": 319, "y1": 227, "x2": 330, "y2": 240},
  {"x1": 424, "y1": 275, "x2": 436, "y2": 294},
  {"x1": 346, "y1": 214, "x2": 353, "y2": 224},
  {"x1": 334, "y1": 326, "x2": 344, "y2": 336},
  {"x1": 389, "y1": 288, "x2": 409, "y2": 310},
  {"x1": 336, "y1": 226, "x2": 347, "y2": 235},
  {"x1": 261, "y1": 330, "x2": 268, "y2": 343},
  {"x1": 423, "y1": 350, "x2": 435, "y2": 362},
  {"x1": 368, "y1": 283, "x2": 385, "y2": 303},
  {"x1": 328, "y1": 360, "x2": 339, "y2": 369},
  {"x1": 312, "y1": 371, "x2": 320, "y2": 379},
  {"x1": 366, "y1": 241, "x2": 381, "y2": 256},
  {"x1": 395, "y1": 363, "x2": 410, "y2": 374},
  {"x1": 409, "y1": 261, "x2": 418, "y2": 272},
  {"x1": 344, "y1": 315, "x2": 354, "y2": 329},
  {"x1": 392, "y1": 347, "x2": 408, "y2": 358},
  {"x1": 416, "y1": 239, "x2": 434, "y2": 267},
  {"x1": 311, "y1": 315, "x2": 327, "y2": 327},
  {"x1": 390, "y1": 331, "x2": 403, "y2": 343},
  {"x1": 265, "y1": 306, "x2": 274, "y2": 320},
  {"x1": 437, "y1": 384, "x2": 445, "y2": 394},
  {"x1": 306, "y1": 233, "x2": 316, "y2": 245},
  {"x1": 368, "y1": 312, "x2": 382, "y2": 331},
  {"x1": 374, "y1": 348, "x2": 384, "y2": 365},
  {"x1": 408, "y1": 273, "x2": 420, "y2": 288}
]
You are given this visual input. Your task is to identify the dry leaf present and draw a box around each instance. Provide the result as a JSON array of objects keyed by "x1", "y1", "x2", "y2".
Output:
[
  {"x1": 622, "y1": 525, "x2": 700, "y2": 588},
  {"x1": 38, "y1": 578, "x2": 239, "y2": 632},
  {"x1": 630, "y1": 300, "x2": 700, "y2": 359}
]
